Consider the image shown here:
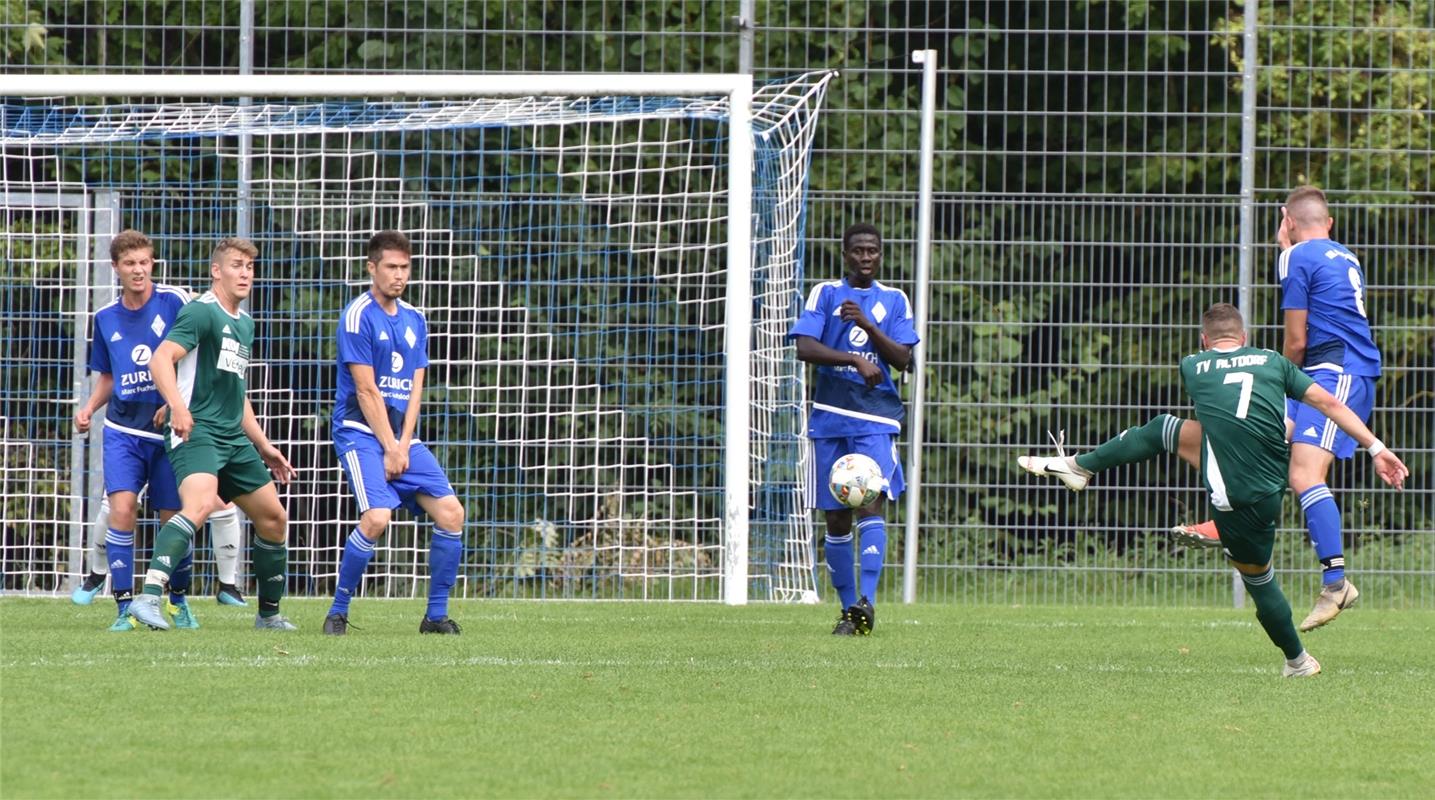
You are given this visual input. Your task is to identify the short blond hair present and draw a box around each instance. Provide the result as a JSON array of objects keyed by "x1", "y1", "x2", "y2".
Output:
[{"x1": 211, "y1": 237, "x2": 258, "y2": 264}]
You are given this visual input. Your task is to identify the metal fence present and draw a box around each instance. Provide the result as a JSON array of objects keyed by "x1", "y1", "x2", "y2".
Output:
[{"x1": 5, "y1": 0, "x2": 1431, "y2": 607}]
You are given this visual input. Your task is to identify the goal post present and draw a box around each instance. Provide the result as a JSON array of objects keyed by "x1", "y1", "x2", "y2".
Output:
[{"x1": 1, "y1": 71, "x2": 833, "y2": 604}]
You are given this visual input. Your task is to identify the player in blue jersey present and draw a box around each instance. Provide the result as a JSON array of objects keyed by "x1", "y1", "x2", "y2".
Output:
[
  {"x1": 789, "y1": 223, "x2": 919, "y2": 636},
  {"x1": 1022, "y1": 187, "x2": 1381, "y2": 631},
  {"x1": 322, "y1": 230, "x2": 466, "y2": 635},
  {"x1": 70, "y1": 230, "x2": 245, "y2": 631}
]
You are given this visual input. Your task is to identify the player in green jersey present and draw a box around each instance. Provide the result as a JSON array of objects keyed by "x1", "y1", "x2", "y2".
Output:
[
  {"x1": 128, "y1": 238, "x2": 299, "y2": 631},
  {"x1": 1021, "y1": 304, "x2": 1408, "y2": 676}
]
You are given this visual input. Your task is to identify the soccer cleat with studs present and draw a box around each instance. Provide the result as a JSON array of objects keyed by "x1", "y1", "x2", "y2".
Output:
[
  {"x1": 254, "y1": 614, "x2": 298, "y2": 631},
  {"x1": 322, "y1": 613, "x2": 351, "y2": 636},
  {"x1": 71, "y1": 572, "x2": 107, "y2": 605},
  {"x1": 1298, "y1": 579, "x2": 1359, "y2": 632},
  {"x1": 127, "y1": 594, "x2": 170, "y2": 630},
  {"x1": 831, "y1": 609, "x2": 857, "y2": 636},
  {"x1": 1016, "y1": 430, "x2": 1092, "y2": 492},
  {"x1": 419, "y1": 617, "x2": 462, "y2": 635},
  {"x1": 848, "y1": 596, "x2": 875, "y2": 636},
  {"x1": 1169, "y1": 520, "x2": 1222, "y2": 549},
  {"x1": 216, "y1": 583, "x2": 249, "y2": 606},
  {"x1": 168, "y1": 600, "x2": 200, "y2": 629},
  {"x1": 1281, "y1": 651, "x2": 1322, "y2": 678},
  {"x1": 108, "y1": 612, "x2": 139, "y2": 632}
]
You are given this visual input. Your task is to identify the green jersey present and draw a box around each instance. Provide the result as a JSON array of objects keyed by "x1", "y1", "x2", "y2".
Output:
[
  {"x1": 165, "y1": 291, "x2": 253, "y2": 440},
  {"x1": 1180, "y1": 346, "x2": 1315, "y2": 510}
]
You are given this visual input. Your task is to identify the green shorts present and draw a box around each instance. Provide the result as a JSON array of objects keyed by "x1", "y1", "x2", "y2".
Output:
[
  {"x1": 166, "y1": 426, "x2": 272, "y2": 502},
  {"x1": 1212, "y1": 492, "x2": 1284, "y2": 567}
]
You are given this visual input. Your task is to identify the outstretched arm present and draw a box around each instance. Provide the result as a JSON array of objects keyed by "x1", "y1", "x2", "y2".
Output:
[{"x1": 1301, "y1": 384, "x2": 1409, "y2": 489}]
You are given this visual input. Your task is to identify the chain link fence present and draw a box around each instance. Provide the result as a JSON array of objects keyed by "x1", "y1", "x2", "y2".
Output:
[{"x1": 5, "y1": 0, "x2": 1431, "y2": 606}]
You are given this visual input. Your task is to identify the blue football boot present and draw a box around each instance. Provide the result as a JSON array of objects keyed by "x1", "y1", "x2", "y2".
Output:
[
  {"x1": 71, "y1": 572, "x2": 106, "y2": 605},
  {"x1": 168, "y1": 599, "x2": 200, "y2": 629},
  {"x1": 216, "y1": 583, "x2": 248, "y2": 606}
]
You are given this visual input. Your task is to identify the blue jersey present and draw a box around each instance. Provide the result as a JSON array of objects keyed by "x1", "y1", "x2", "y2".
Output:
[
  {"x1": 88, "y1": 284, "x2": 190, "y2": 438},
  {"x1": 1278, "y1": 239, "x2": 1381, "y2": 377},
  {"x1": 788, "y1": 278, "x2": 919, "y2": 437},
  {"x1": 333, "y1": 292, "x2": 430, "y2": 441}
]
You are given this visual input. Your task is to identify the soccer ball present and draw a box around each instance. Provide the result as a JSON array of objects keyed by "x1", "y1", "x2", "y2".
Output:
[{"x1": 828, "y1": 453, "x2": 887, "y2": 509}]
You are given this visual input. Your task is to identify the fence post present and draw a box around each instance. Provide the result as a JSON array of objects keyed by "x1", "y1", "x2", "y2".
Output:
[
  {"x1": 237, "y1": 0, "x2": 255, "y2": 239},
  {"x1": 1232, "y1": 0, "x2": 1260, "y2": 610},
  {"x1": 903, "y1": 50, "x2": 937, "y2": 605}
]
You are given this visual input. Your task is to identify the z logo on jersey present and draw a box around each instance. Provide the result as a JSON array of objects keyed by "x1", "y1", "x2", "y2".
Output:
[{"x1": 130, "y1": 344, "x2": 153, "y2": 366}]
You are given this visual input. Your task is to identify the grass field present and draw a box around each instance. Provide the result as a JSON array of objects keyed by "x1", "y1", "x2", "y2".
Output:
[{"x1": 3, "y1": 598, "x2": 1433, "y2": 798}]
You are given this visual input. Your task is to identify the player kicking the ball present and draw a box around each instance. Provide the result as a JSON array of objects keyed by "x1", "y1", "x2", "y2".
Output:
[
  {"x1": 128, "y1": 238, "x2": 298, "y2": 631},
  {"x1": 1020, "y1": 304, "x2": 1407, "y2": 675},
  {"x1": 323, "y1": 231, "x2": 465, "y2": 636},
  {"x1": 789, "y1": 224, "x2": 919, "y2": 636},
  {"x1": 1021, "y1": 188, "x2": 1381, "y2": 632}
]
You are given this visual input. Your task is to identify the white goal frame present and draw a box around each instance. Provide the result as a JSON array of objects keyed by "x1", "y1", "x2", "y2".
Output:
[{"x1": 6, "y1": 73, "x2": 759, "y2": 605}]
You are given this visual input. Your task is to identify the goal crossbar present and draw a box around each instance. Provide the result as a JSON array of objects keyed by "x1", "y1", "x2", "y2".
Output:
[{"x1": 2, "y1": 73, "x2": 751, "y2": 99}]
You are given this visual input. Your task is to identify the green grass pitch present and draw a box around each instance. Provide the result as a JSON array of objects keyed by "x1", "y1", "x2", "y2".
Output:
[{"x1": 3, "y1": 598, "x2": 1432, "y2": 798}]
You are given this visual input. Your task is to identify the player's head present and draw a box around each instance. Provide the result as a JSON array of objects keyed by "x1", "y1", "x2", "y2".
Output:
[
  {"x1": 366, "y1": 230, "x2": 412, "y2": 300},
  {"x1": 842, "y1": 223, "x2": 882, "y2": 288},
  {"x1": 210, "y1": 237, "x2": 258, "y2": 300},
  {"x1": 1200, "y1": 302, "x2": 1247, "y2": 348},
  {"x1": 1282, "y1": 186, "x2": 1333, "y2": 243},
  {"x1": 109, "y1": 229, "x2": 155, "y2": 295}
]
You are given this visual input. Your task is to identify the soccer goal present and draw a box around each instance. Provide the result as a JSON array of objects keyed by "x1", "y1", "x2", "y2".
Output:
[{"x1": 1, "y1": 71, "x2": 835, "y2": 604}]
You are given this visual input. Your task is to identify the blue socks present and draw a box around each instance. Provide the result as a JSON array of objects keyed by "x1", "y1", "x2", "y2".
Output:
[
  {"x1": 427, "y1": 527, "x2": 463, "y2": 621},
  {"x1": 857, "y1": 517, "x2": 887, "y2": 601},
  {"x1": 104, "y1": 528, "x2": 134, "y2": 614},
  {"x1": 328, "y1": 529, "x2": 376, "y2": 617},
  {"x1": 824, "y1": 532, "x2": 858, "y2": 608},
  {"x1": 826, "y1": 518, "x2": 889, "y2": 608},
  {"x1": 1299, "y1": 485, "x2": 1345, "y2": 586}
]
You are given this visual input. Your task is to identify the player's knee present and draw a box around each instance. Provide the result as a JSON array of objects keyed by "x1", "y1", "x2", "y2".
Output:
[
  {"x1": 1227, "y1": 559, "x2": 1271, "y2": 577},
  {"x1": 434, "y1": 498, "x2": 465, "y2": 532},
  {"x1": 252, "y1": 506, "x2": 288, "y2": 541},
  {"x1": 824, "y1": 509, "x2": 853, "y2": 535},
  {"x1": 106, "y1": 495, "x2": 139, "y2": 530},
  {"x1": 359, "y1": 507, "x2": 391, "y2": 538},
  {"x1": 1287, "y1": 446, "x2": 1331, "y2": 492}
]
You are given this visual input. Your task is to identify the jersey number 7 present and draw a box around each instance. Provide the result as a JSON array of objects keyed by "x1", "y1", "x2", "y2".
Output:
[{"x1": 1223, "y1": 371, "x2": 1254, "y2": 419}]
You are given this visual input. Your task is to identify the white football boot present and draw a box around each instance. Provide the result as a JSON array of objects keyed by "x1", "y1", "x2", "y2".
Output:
[
  {"x1": 1017, "y1": 430, "x2": 1092, "y2": 492},
  {"x1": 1298, "y1": 579, "x2": 1359, "y2": 632},
  {"x1": 1281, "y1": 651, "x2": 1322, "y2": 678}
]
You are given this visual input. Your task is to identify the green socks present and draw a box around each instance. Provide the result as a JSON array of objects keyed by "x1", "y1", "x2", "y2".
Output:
[
  {"x1": 1074, "y1": 413, "x2": 1184, "y2": 473},
  {"x1": 1242, "y1": 568, "x2": 1304, "y2": 659},
  {"x1": 252, "y1": 536, "x2": 288, "y2": 618},
  {"x1": 142, "y1": 515, "x2": 197, "y2": 597}
]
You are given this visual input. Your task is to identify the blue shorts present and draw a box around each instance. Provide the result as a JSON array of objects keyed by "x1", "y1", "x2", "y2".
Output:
[
  {"x1": 1286, "y1": 372, "x2": 1375, "y2": 459},
  {"x1": 102, "y1": 424, "x2": 180, "y2": 510},
  {"x1": 806, "y1": 433, "x2": 905, "y2": 511},
  {"x1": 335, "y1": 430, "x2": 455, "y2": 515}
]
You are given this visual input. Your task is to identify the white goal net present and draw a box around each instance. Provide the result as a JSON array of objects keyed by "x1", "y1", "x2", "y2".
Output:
[{"x1": 0, "y1": 71, "x2": 834, "y2": 603}]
